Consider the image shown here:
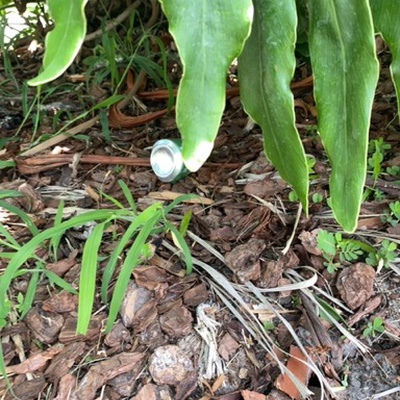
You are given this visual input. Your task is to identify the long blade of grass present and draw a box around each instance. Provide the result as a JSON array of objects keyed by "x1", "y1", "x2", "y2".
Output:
[
  {"x1": 0, "y1": 201, "x2": 39, "y2": 236},
  {"x1": 77, "y1": 221, "x2": 108, "y2": 334},
  {"x1": 162, "y1": 194, "x2": 200, "y2": 214},
  {"x1": 99, "y1": 190, "x2": 126, "y2": 210},
  {"x1": 0, "y1": 252, "x2": 17, "y2": 259},
  {"x1": 118, "y1": 179, "x2": 137, "y2": 213},
  {"x1": 19, "y1": 271, "x2": 39, "y2": 319},
  {"x1": 49, "y1": 200, "x2": 65, "y2": 261},
  {"x1": 0, "y1": 190, "x2": 23, "y2": 200},
  {"x1": 0, "y1": 209, "x2": 118, "y2": 317},
  {"x1": 101, "y1": 203, "x2": 162, "y2": 303},
  {"x1": 164, "y1": 221, "x2": 192, "y2": 274},
  {"x1": 43, "y1": 270, "x2": 78, "y2": 294},
  {"x1": 0, "y1": 223, "x2": 21, "y2": 248},
  {"x1": 0, "y1": 340, "x2": 13, "y2": 395},
  {"x1": 106, "y1": 213, "x2": 162, "y2": 331}
]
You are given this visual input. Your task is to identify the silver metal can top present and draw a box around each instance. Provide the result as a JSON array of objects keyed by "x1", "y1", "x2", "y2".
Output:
[{"x1": 150, "y1": 139, "x2": 184, "y2": 182}]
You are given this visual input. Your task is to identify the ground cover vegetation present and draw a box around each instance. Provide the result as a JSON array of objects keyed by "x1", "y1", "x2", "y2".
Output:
[{"x1": 0, "y1": 0, "x2": 399, "y2": 399}]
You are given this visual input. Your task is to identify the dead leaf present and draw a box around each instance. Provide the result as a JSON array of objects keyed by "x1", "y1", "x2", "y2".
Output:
[
  {"x1": 211, "y1": 374, "x2": 225, "y2": 393},
  {"x1": 108, "y1": 103, "x2": 170, "y2": 128},
  {"x1": 275, "y1": 346, "x2": 311, "y2": 400},
  {"x1": 218, "y1": 333, "x2": 240, "y2": 361}
]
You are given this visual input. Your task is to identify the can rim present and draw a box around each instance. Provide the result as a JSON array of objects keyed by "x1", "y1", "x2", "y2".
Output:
[{"x1": 150, "y1": 140, "x2": 184, "y2": 182}]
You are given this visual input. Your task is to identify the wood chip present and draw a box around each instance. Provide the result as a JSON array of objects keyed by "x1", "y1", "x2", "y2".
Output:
[
  {"x1": 336, "y1": 263, "x2": 376, "y2": 310},
  {"x1": 76, "y1": 352, "x2": 145, "y2": 400},
  {"x1": 147, "y1": 190, "x2": 213, "y2": 205},
  {"x1": 149, "y1": 345, "x2": 193, "y2": 385}
]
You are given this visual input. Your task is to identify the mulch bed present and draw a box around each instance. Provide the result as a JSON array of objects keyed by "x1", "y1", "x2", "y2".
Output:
[{"x1": 0, "y1": 13, "x2": 399, "y2": 400}]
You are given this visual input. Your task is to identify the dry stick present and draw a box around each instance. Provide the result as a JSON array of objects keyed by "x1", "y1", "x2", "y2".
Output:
[
  {"x1": 84, "y1": 0, "x2": 141, "y2": 42},
  {"x1": 143, "y1": 0, "x2": 160, "y2": 30},
  {"x1": 21, "y1": 116, "x2": 100, "y2": 157},
  {"x1": 21, "y1": 69, "x2": 147, "y2": 157}
]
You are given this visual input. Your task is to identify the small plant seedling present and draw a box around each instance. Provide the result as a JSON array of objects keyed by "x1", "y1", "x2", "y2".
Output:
[
  {"x1": 381, "y1": 201, "x2": 400, "y2": 227},
  {"x1": 288, "y1": 190, "x2": 299, "y2": 202},
  {"x1": 312, "y1": 192, "x2": 324, "y2": 203},
  {"x1": 306, "y1": 155, "x2": 318, "y2": 180},
  {"x1": 303, "y1": 124, "x2": 319, "y2": 135},
  {"x1": 368, "y1": 138, "x2": 391, "y2": 182},
  {"x1": 317, "y1": 230, "x2": 340, "y2": 273},
  {"x1": 362, "y1": 317, "x2": 384, "y2": 338},
  {"x1": 317, "y1": 230, "x2": 396, "y2": 273},
  {"x1": 386, "y1": 165, "x2": 400, "y2": 176},
  {"x1": 317, "y1": 230, "x2": 365, "y2": 274},
  {"x1": 263, "y1": 321, "x2": 275, "y2": 331},
  {"x1": 366, "y1": 239, "x2": 397, "y2": 271}
]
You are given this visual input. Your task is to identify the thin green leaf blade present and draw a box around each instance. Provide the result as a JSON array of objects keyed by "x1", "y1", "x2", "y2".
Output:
[
  {"x1": 238, "y1": 0, "x2": 309, "y2": 211},
  {"x1": 101, "y1": 203, "x2": 162, "y2": 303},
  {"x1": 159, "y1": 0, "x2": 253, "y2": 171},
  {"x1": 18, "y1": 271, "x2": 39, "y2": 318},
  {"x1": 106, "y1": 214, "x2": 162, "y2": 332},
  {"x1": 28, "y1": 0, "x2": 88, "y2": 86},
  {"x1": 0, "y1": 201, "x2": 39, "y2": 236},
  {"x1": 43, "y1": 270, "x2": 78, "y2": 294},
  {"x1": 0, "y1": 210, "x2": 115, "y2": 317},
  {"x1": 77, "y1": 221, "x2": 107, "y2": 334},
  {"x1": 164, "y1": 221, "x2": 193, "y2": 275},
  {"x1": 307, "y1": 0, "x2": 379, "y2": 232},
  {"x1": 370, "y1": 0, "x2": 400, "y2": 112}
]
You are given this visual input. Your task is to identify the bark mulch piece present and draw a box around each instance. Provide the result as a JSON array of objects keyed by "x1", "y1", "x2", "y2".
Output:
[{"x1": 336, "y1": 263, "x2": 376, "y2": 310}]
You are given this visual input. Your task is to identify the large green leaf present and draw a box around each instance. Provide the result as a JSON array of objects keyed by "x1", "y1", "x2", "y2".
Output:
[
  {"x1": 307, "y1": 0, "x2": 379, "y2": 232},
  {"x1": 238, "y1": 0, "x2": 309, "y2": 211},
  {"x1": 370, "y1": 0, "x2": 400, "y2": 113},
  {"x1": 28, "y1": 0, "x2": 88, "y2": 86},
  {"x1": 159, "y1": 0, "x2": 253, "y2": 171}
]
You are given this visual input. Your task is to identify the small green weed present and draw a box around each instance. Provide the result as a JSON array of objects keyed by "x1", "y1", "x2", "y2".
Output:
[
  {"x1": 263, "y1": 321, "x2": 275, "y2": 331},
  {"x1": 288, "y1": 190, "x2": 299, "y2": 202},
  {"x1": 362, "y1": 317, "x2": 384, "y2": 338},
  {"x1": 365, "y1": 239, "x2": 397, "y2": 270},
  {"x1": 312, "y1": 192, "x2": 324, "y2": 203},
  {"x1": 318, "y1": 230, "x2": 396, "y2": 271},
  {"x1": 381, "y1": 201, "x2": 400, "y2": 227},
  {"x1": 368, "y1": 138, "x2": 391, "y2": 182},
  {"x1": 317, "y1": 230, "x2": 397, "y2": 273},
  {"x1": 317, "y1": 230, "x2": 364, "y2": 273},
  {"x1": 386, "y1": 165, "x2": 400, "y2": 176}
]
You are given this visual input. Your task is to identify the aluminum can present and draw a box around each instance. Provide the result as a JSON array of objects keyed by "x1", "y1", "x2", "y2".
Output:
[{"x1": 150, "y1": 139, "x2": 190, "y2": 183}]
